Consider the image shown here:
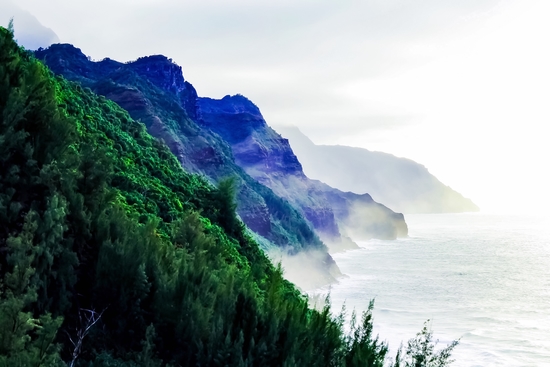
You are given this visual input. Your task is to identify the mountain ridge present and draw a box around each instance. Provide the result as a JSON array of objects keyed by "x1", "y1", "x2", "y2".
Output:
[
  {"x1": 197, "y1": 95, "x2": 408, "y2": 249},
  {"x1": 276, "y1": 125, "x2": 479, "y2": 214},
  {"x1": 35, "y1": 43, "x2": 406, "y2": 288},
  {"x1": 36, "y1": 44, "x2": 341, "y2": 289}
]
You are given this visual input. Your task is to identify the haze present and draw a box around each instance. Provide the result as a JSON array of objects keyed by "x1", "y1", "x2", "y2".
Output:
[{"x1": 4, "y1": 0, "x2": 549, "y2": 214}]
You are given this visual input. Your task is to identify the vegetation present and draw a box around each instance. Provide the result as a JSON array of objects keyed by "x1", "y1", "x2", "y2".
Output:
[
  {"x1": 34, "y1": 44, "x2": 328, "y2": 254},
  {"x1": 394, "y1": 321, "x2": 460, "y2": 367},
  {"x1": 0, "y1": 26, "x2": 457, "y2": 366}
]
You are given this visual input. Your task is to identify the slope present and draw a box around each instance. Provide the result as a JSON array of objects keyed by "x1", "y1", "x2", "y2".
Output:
[
  {"x1": 35, "y1": 44, "x2": 341, "y2": 287},
  {"x1": 0, "y1": 27, "x2": 392, "y2": 366}
]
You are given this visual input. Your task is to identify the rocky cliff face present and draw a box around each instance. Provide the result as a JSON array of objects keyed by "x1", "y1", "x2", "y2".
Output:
[
  {"x1": 199, "y1": 96, "x2": 303, "y2": 176},
  {"x1": 197, "y1": 95, "x2": 408, "y2": 248},
  {"x1": 128, "y1": 56, "x2": 199, "y2": 120}
]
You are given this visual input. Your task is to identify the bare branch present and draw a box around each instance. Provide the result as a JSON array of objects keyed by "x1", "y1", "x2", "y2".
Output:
[{"x1": 68, "y1": 307, "x2": 107, "y2": 367}]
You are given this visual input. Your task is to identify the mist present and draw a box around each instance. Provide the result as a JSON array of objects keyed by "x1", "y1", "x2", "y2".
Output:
[
  {"x1": 8, "y1": 0, "x2": 550, "y2": 213},
  {"x1": 0, "y1": 0, "x2": 59, "y2": 50},
  {"x1": 266, "y1": 247, "x2": 342, "y2": 291}
]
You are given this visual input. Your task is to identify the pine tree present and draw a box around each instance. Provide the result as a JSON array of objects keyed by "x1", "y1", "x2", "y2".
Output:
[{"x1": 0, "y1": 211, "x2": 63, "y2": 366}]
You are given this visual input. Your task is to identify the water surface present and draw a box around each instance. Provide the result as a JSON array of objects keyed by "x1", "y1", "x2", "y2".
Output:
[{"x1": 313, "y1": 213, "x2": 550, "y2": 366}]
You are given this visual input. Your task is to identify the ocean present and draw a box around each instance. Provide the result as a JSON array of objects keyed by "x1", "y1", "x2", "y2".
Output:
[{"x1": 312, "y1": 213, "x2": 550, "y2": 366}]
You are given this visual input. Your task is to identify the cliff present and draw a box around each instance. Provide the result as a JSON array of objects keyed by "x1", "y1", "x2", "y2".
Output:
[
  {"x1": 35, "y1": 44, "x2": 342, "y2": 288},
  {"x1": 35, "y1": 44, "x2": 407, "y2": 288},
  {"x1": 276, "y1": 126, "x2": 479, "y2": 213},
  {"x1": 197, "y1": 95, "x2": 408, "y2": 249}
]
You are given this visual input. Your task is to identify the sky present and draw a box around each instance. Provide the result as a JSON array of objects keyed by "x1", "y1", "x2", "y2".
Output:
[{"x1": 3, "y1": 0, "x2": 550, "y2": 214}]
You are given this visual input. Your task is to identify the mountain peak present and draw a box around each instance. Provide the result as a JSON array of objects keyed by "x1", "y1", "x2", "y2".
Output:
[
  {"x1": 123, "y1": 55, "x2": 199, "y2": 119},
  {"x1": 37, "y1": 43, "x2": 86, "y2": 59},
  {"x1": 197, "y1": 95, "x2": 265, "y2": 144},
  {"x1": 200, "y1": 94, "x2": 262, "y2": 117},
  {"x1": 133, "y1": 54, "x2": 174, "y2": 64},
  {"x1": 34, "y1": 43, "x2": 100, "y2": 81},
  {"x1": 128, "y1": 55, "x2": 186, "y2": 95}
]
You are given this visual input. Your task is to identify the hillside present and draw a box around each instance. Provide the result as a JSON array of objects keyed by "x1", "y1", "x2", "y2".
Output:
[
  {"x1": 35, "y1": 44, "x2": 407, "y2": 260},
  {"x1": 0, "y1": 27, "x2": 395, "y2": 366},
  {"x1": 276, "y1": 126, "x2": 479, "y2": 214},
  {"x1": 34, "y1": 44, "x2": 344, "y2": 287}
]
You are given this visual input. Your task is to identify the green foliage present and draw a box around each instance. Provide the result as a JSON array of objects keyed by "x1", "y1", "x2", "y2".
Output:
[
  {"x1": 0, "y1": 27, "x2": 457, "y2": 367},
  {"x1": 0, "y1": 211, "x2": 64, "y2": 366},
  {"x1": 344, "y1": 300, "x2": 389, "y2": 367},
  {"x1": 212, "y1": 177, "x2": 240, "y2": 237},
  {"x1": 392, "y1": 321, "x2": 459, "y2": 367}
]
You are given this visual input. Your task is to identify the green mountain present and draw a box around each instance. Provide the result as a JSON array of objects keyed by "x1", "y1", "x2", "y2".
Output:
[
  {"x1": 0, "y1": 26, "x2": 394, "y2": 366},
  {"x1": 34, "y1": 44, "x2": 342, "y2": 288},
  {"x1": 34, "y1": 43, "x2": 407, "y2": 286},
  {"x1": 276, "y1": 126, "x2": 479, "y2": 214}
]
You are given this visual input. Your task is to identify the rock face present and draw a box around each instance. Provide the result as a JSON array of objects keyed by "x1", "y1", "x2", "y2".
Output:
[
  {"x1": 275, "y1": 126, "x2": 479, "y2": 214},
  {"x1": 197, "y1": 95, "x2": 408, "y2": 249},
  {"x1": 128, "y1": 56, "x2": 199, "y2": 120},
  {"x1": 198, "y1": 96, "x2": 303, "y2": 176}
]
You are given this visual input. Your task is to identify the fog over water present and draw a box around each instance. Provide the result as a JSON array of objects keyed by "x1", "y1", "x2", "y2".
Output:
[{"x1": 310, "y1": 213, "x2": 550, "y2": 366}]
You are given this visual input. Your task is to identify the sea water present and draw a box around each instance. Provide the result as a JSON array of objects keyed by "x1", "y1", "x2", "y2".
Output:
[{"x1": 312, "y1": 213, "x2": 550, "y2": 366}]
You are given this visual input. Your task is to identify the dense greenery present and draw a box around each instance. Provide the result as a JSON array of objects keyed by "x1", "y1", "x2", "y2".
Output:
[
  {"x1": 35, "y1": 44, "x2": 327, "y2": 254},
  {"x1": 0, "y1": 26, "x2": 458, "y2": 366}
]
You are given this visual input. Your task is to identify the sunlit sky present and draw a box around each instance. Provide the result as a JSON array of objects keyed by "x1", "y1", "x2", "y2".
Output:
[{"x1": 3, "y1": 0, "x2": 550, "y2": 214}]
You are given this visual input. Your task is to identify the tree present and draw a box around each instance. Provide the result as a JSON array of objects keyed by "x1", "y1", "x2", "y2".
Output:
[
  {"x1": 392, "y1": 320, "x2": 459, "y2": 367},
  {"x1": 0, "y1": 211, "x2": 63, "y2": 366},
  {"x1": 344, "y1": 300, "x2": 389, "y2": 367}
]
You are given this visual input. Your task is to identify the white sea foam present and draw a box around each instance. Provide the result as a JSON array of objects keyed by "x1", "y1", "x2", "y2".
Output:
[{"x1": 311, "y1": 213, "x2": 550, "y2": 366}]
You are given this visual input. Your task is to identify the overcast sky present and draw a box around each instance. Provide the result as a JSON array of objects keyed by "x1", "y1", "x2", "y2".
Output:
[{"x1": 3, "y1": 0, "x2": 550, "y2": 214}]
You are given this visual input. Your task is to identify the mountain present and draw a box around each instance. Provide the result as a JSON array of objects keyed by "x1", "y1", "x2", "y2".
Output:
[
  {"x1": 35, "y1": 45, "x2": 408, "y2": 255},
  {"x1": 197, "y1": 95, "x2": 408, "y2": 250},
  {"x1": 0, "y1": 27, "x2": 398, "y2": 365},
  {"x1": 35, "y1": 45, "x2": 343, "y2": 288},
  {"x1": 276, "y1": 126, "x2": 479, "y2": 214}
]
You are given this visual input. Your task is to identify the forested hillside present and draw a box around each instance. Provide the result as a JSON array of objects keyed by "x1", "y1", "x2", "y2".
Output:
[
  {"x1": 0, "y1": 25, "x2": 394, "y2": 366},
  {"x1": 34, "y1": 43, "x2": 341, "y2": 287},
  {"x1": 33, "y1": 43, "x2": 331, "y2": 252},
  {"x1": 33, "y1": 43, "x2": 418, "y2": 286},
  {"x1": 0, "y1": 25, "x2": 459, "y2": 366}
]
